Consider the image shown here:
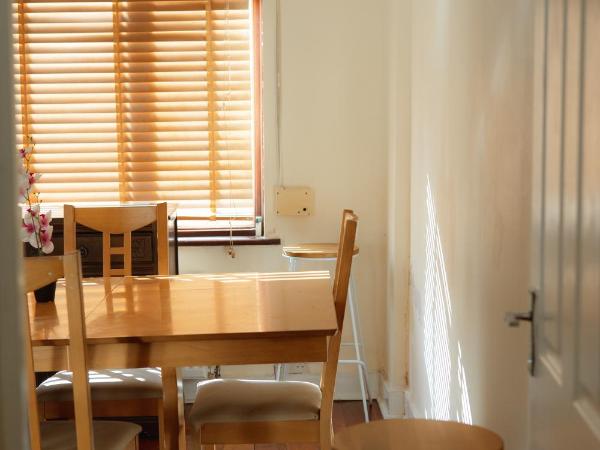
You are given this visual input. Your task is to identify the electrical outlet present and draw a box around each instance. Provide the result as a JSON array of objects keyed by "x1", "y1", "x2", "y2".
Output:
[
  {"x1": 286, "y1": 363, "x2": 305, "y2": 374},
  {"x1": 274, "y1": 186, "x2": 314, "y2": 216}
]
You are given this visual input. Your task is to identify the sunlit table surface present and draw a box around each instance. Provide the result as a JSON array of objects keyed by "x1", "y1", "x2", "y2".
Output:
[{"x1": 28, "y1": 271, "x2": 337, "y2": 450}]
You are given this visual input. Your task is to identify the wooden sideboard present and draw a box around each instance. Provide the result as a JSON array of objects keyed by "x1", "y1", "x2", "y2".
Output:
[{"x1": 24, "y1": 213, "x2": 179, "y2": 277}]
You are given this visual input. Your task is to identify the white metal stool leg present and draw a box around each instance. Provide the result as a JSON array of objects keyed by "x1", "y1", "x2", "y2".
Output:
[
  {"x1": 339, "y1": 273, "x2": 371, "y2": 422},
  {"x1": 352, "y1": 276, "x2": 372, "y2": 411},
  {"x1": 288, "y1": 256, "x2": 298, "y2": 272},
  {"x1": 280, "y1": 252, "x2": 370, "y2": 422},
  {"x1": 275, "y1": 360, "x2": 283, "y2": 380}
]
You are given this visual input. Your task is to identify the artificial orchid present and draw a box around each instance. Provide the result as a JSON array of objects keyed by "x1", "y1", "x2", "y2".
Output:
[{"x1": 19, "y1": 138, "x2": 54, "y2": 255}]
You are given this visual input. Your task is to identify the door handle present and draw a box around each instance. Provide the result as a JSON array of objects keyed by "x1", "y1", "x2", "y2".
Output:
[
  {"x1": 505, "y1": 311, "x2": 532, "y2": 327},
  {"x1": 505, "y1": 290, "x2": 537, "y2": 376}
]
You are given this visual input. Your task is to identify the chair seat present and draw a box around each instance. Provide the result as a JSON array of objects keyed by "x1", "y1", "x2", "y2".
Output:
[
  {"x1": 37, "y1": 368, "x2": 162, "y2": 402},
  {"x1": 40, "y1": 420, "x2": 141, "y2": 450},
  {"x1": 189, "y1": 379, "x2": 322, "y2": 427},
  {"x1": 282, "y1": 243, "x2": 360, "y2": 259},
  {"x1": 333, "y1": 419, "x2": 504, "y2": 450}
]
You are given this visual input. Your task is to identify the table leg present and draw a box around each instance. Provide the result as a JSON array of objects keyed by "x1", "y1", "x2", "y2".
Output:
[
  {"x1": 275, "y1": 256, "x2": 299, "y2": 381},
  {"x1": 162, "y1": 367, "x2": 186, "y2": 450}
]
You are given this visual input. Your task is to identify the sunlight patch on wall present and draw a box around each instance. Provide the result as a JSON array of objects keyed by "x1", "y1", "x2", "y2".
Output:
[{"x1": 422, "y1": 175, "x2": 473, "y2": 424}]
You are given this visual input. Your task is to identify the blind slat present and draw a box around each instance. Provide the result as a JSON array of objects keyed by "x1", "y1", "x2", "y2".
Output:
[{"x1": 14, "y1": 0, "x2": 256, "y2": 221}]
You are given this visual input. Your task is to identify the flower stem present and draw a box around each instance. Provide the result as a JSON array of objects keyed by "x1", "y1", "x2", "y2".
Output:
[{"x1": 23, "y1": 148, "x2": 43, "y2": 255}]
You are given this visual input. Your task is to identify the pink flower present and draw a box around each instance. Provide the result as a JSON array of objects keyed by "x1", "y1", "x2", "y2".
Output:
[
  {"x1": 21, "y1": 220, "x2": 36, "y2": 242},
  {"x1": 28, "y1": 172, "x2": 40, "y2": 186},
  {"x1": 27, "y1": 204, "x2": 40, "y2": 218},
  {"x1": 39, "y1": 226, "x2": 54, "y2": 254},
  {"x1": 21, "y1": 205, "x2": 53, "y2": 254},
  {"x1": 18, "y1": 168, "x2": 40, "y2": 200},
  {"x1": 23, "y1": 225, "x2": 40, "y2": 250},
  {"x1": 19, "y1": 145, "x2": 33, "y2": 159},
  {"x1": 18, "y1": 138, "x2": 54, "y2": 255},
  {"x1": 22, "y1": 208, "x2": 40, "y2": 246},
  {"x1": 39, "y1": 211, "x2": 52, "y2": 228},
  {"x1": 18, "y1": 177, "x2": 29, "y2": 199}
]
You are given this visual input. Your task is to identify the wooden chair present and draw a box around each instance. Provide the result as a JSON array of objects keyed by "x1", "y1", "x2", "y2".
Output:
[
  {"x1": 63, "y1": 203, "x2": 169, "y2": 277},
  {"x1": 23, "y1": 253, "x2": 141, "y2": 450},
  {"x1": 333, "y1": 419, "x2": 504, "y2": 450},
  {"x1": 37, "y1": 204, "x2": 169, "y2": 448},
  {"x1": 188, "y1": 210, "x2": 359, "y2": 450}
]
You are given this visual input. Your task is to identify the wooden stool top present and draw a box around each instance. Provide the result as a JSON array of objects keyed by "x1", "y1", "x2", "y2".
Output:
[
  {"x1": 333, "y1": 419, "x2": 503, "y2": 450},
  {"x1": 282, "y1": 243, "x2": 360, "y2": 259}
]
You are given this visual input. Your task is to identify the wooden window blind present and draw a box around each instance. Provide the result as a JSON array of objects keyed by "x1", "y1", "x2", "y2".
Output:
[{"x1": 14, "y1": 0, "x2": 260, "y2": 229}]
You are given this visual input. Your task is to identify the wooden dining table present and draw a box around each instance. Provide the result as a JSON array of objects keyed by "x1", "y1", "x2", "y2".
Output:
[{"x1": 29, "y1": 270, "x2": 338, "y2": 450}]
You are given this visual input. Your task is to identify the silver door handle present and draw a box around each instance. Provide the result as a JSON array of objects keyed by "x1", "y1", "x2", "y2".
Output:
[
  {"x1": 505, "y1": 290, "x2": 537, "y2": 376},
  {"x1": 505, "y1": 310, "x2": 533, "y2": 327}
]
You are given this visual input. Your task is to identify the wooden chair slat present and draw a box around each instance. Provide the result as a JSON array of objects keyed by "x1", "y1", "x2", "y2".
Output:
[
  {"x1": 64, "y1": 203, "x2": 169, "y2": 277},
  {"x1": 63, "y1": 253, "x2": 95, "y2": 449}
]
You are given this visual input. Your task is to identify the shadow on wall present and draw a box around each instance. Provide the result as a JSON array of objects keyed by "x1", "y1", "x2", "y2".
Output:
[{"x1": 423, "y1": 175, "x2": 472, "y2": 424}]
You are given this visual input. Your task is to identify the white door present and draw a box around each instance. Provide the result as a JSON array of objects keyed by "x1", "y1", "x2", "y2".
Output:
[
  {"x1": 528, "y1": 0, "x2": 600, "y2": 448},
  {"x1": 0, "y1": 0, "x2": 28, "y2": 448}
]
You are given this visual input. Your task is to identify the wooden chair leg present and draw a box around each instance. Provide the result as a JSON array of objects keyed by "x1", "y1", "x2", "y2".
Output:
[
  {"x1": 320, "y1": 416, "x2": 332, "y2": 450},
  {"x1": 125, "y1": 436, "x2": 138, "y2": 450},
  {"x1": 195, "y1": 426, "x2": 218, "y2": 450},
  {"x1": 191, "y1": 427, "x2": 202, "y2": 450},
  {"x1": 38, "y1": 402, "x2": 46, "y2": 421},
  {"x1": 157, "y1": 398, "x2": 166, "y2": 450},
  {"x1": 161, "y1": 368, "x2": 185, "y2": 450}
]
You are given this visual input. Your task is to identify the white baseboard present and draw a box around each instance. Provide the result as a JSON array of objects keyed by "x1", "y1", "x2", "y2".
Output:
[
  {"x1": 182, "y1": 370, "x2": 380, "y2": 404},
  {"x1": 377, "y1": 374, "x2": 405, "y2": 419},
  {"x1": 403, "y1": 390, "x2": 420, "y2": 418}
]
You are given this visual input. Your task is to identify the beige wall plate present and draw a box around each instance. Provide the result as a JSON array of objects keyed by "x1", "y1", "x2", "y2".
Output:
[{"x1": 275, "y1": 186, "x2": 314, "y2": 216}]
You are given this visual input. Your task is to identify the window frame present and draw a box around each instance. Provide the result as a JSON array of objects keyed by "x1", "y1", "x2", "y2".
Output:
[
  {"x1": 15, "y1": 0, "x2": 264, "y2": 238},
  {"x1": 178, "y1": 0, "x2": 263, "y2": 238}
]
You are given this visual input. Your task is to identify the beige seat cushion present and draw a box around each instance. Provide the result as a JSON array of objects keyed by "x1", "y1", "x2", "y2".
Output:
[
  {"x1": 189, "y1": 379, "x2": 322, "y2": 428},
  {"x1": 40, "y1": 420, "x2": 141, "y2": 450},
  {"x1": 37, "y1": 368, "x2": 162, "y2": 402}
]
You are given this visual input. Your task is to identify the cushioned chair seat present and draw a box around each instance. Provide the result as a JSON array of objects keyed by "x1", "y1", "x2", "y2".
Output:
[
  {"x1": 40, "y1": 420, "x2": 141, "y2": 450},
  {"x1": 37, "y1": 368, "x2": 162, "y2": 402},
  {"x1": 189, "y1": 379, "x2": 322, "y2": 428}
]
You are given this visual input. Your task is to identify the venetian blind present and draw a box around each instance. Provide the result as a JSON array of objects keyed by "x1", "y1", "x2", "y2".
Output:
[{"x1": 14, "y1": 0, "x2": 256, "y2": 226}]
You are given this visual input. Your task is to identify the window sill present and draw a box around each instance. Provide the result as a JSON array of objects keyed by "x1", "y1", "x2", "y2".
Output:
[{"x1": 177, "y1": 236, "x2": 281, "y2": 247}]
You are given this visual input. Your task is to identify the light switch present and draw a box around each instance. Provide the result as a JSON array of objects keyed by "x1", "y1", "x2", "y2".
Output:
[{"x1": 274, "y1": 186, "x2": 313, "y2": 216}]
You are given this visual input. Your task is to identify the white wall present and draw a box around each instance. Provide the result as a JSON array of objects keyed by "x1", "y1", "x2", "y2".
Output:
[
  {"x1": 180, "y1": 0, "x2": 390, "y2": 386},
  {"x1": 406, "y1": 1, "x2": 534, "y2": 449}
]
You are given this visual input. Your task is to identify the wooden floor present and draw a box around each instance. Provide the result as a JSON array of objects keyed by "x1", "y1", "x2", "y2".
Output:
[{"x1": 140, "y1": 401, "x2": 383, "y2": 450}]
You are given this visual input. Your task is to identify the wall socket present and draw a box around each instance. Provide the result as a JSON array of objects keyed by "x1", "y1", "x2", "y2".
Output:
[
  {"x1": 286, "y1": 363, "x2": 306, "y2": 374},
  {"x1": 274, "y1": 186, "x2": 314, "y2": 216}
]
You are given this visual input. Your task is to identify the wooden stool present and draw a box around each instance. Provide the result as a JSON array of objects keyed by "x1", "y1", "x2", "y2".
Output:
[
  {"x1": 333, "y1": 419, "x2": 504, "y2": 450},
  {"x1": 281, "y1": 243, "x2": 370, "y2": 422}
]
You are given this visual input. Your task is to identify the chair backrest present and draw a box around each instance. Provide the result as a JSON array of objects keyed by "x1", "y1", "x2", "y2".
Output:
[
  {"x1": 23, "y1": 252, "x2": 94, "y2": 450},
  {"x1": 332, "y1": 209, "x2": 356, "y2": 326},
  {"x1": 64, "y1": 203, "x2": 169, "y2": 277},
  {"x1": 320, "y1": 210, "x2": 358, "y2": 419}
]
